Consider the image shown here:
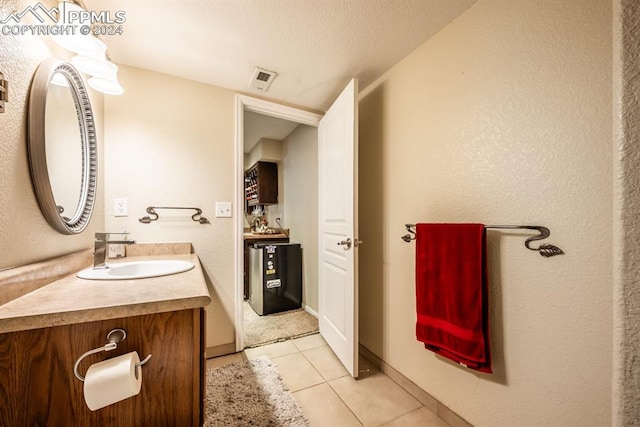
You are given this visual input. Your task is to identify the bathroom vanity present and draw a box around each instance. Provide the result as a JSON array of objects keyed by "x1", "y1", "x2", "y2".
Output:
[{"x1": 0, "y1": 248, "x2": 210, "y2": 426}]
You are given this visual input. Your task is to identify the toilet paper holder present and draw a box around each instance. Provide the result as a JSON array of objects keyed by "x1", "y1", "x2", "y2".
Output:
[{"x1": 73, "y1": 328, "x2": 152, "y2": 382}]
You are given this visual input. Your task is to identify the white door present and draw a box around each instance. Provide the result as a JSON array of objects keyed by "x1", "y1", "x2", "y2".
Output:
[{"x1": 318, "y1": 78, "x2": 360, "y2": 377}]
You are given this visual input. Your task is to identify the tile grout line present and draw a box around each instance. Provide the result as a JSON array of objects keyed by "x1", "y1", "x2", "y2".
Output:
[
  {"x1": 301, "y1": 337, "x2": 418, "y2": 426},
  {"x1": 291, "y1": 357, "x2": 348, "y2": 394},
  {"x1": 242, "y1": 337, "x2": 423, "y2": 427},
  {"x1": 291, "y1": 337, "x2": 364, "y2": 426},
  {"x1": 298, "y1": 344, "x2": 323, "y2": 377},
  {"x1": 378, "y1": 406, "x2": 428, "y2": 427},
  {"x1": 359, "y1": 347, "x2": 463, "y2": 426},
  {"x1": 233, "y1": 337, "x2": 442, "y2": 427},
  {"x1": 250, "y1": 335, "x2": 426, "y2": 426},
  {"x1": 325, "y1": 378, "x2": 366, "y2": 427},
  {"x1": 270, "y1": 338, "x2": 326, "y2": 394}
]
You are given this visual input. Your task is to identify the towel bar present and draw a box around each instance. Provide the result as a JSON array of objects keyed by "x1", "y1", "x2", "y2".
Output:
[
  {"x1": 401, "y1": 224, "x2": 564, "y2": 257},
  {"x1": 138, "y1": 206, "x2": 210, "y2": 224}
]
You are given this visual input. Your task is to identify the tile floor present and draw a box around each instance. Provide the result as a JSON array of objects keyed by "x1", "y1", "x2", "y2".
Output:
[{"x1": 206, "y1": 333, "x2": 450, "y2": 426}]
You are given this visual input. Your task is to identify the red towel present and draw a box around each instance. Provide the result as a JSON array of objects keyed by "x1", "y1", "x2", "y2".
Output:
[{"x1": 415, "y1": 223, "x2": 492, "y2": 373}]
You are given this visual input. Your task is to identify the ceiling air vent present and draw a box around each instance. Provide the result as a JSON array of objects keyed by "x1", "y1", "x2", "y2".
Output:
[{"x1": 249, "y1": 67, "x2": 277, "y2": 91}]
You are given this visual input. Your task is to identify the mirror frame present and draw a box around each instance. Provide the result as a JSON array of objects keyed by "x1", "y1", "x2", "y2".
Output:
[{"x1": 28, "y1": 58, "x2": 97, "y2": 235}]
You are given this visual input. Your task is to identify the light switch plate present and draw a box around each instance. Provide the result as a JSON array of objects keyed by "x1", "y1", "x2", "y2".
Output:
[
  {"x1": 113, "y1": 198, "x2": 128, "y2": 217},
  {"x1": 215, "y1": 202, "x2": 232, "y2": 218}
]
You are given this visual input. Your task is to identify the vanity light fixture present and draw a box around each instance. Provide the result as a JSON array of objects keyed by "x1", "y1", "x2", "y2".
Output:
[
  {"x1": 50, "y1": 2, "x2": 106, "y2": 56},
  {"x1": 50, "y1": 30, "x2": 105, "y2": 56},
  {"x1": 71, "y1": 53, "x2": 116, "y2": 78},
  {"x1": 49, "y1": 1, "x2": 124, "y2": 95},
  {"x1": 72, "y1": 53, "x2": 124, "y2": 95}
]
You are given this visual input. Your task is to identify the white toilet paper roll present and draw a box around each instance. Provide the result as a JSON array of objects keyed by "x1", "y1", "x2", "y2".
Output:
[{"x1": 83, "y1": 351, "x2": 142, "y2": 411}]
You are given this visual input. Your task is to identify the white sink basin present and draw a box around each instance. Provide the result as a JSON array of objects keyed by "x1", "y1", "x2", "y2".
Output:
[{"x1": 77, "y1": 260, "x2": 195, "y2": 280}]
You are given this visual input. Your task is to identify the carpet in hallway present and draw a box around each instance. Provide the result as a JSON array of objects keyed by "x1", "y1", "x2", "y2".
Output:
[{"x1": 244, "y1": 301, "x2": 318, "y2": 348}]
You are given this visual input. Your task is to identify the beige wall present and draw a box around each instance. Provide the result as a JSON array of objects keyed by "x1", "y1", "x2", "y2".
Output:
[
  {"x1": 244, "y1": 138, "x2": 282, "y2": 169},
  {"x1": 282, "y1": 125, "x2": 319, "y2": 312},
  {"x1": 103, "y1": 66, "x2": 236, "y2": 350},
  {"x1": 358, "y1": 0, "x2": 612, "y2": 426},
  {"x1": 612, "y1": 0, "x2": 640, "y2": 424},
  {"x1": 0, "y1": 0, "x2": 104, "y2": 271}
]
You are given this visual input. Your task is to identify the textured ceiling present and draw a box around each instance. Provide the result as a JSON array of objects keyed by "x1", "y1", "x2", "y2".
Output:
[{"x1": 83, "y1": 0, "x2": 477, "y2": 111}]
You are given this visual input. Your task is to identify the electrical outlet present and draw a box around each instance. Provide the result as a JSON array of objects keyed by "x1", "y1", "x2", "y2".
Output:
[
  {"x1": 113, "y1": 198, "x2": 128, "y2": 217},
  {"x1": 215, "y1": 202, "x2": 232, "y2": 218}
]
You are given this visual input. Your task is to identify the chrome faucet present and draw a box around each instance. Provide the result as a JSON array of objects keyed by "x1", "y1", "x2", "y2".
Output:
[{"x1": 93, "y1": 232, "x2": 136, "y2": 269}]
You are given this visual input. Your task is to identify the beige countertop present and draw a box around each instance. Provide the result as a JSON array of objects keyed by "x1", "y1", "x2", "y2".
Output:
[
  {"x1": 0, "y1": 253, "x2": 210, "y2": 334},
  {"x1": 243, "y1": 232, "x2": 289, "y2": 240}
]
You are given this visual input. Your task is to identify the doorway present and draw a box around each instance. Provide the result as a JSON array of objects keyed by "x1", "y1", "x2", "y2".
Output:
[
  {"x1": 235, "y1": 81, "x2": 360, "y2": 377},
  {"x1": 234, "y1": 96, "x2": 323, "y2": 351}
]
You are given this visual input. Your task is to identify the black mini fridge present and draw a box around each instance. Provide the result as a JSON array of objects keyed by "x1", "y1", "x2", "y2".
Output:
[{"x1": 249, "y1": 242, "x2": 302, "y2": 315}]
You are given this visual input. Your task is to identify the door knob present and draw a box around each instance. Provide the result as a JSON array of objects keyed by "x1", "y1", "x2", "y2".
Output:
[
  {"x1": 337, "y1": 238, "x2": 352, "y2": 250},
  {"x1": 354, "y1": 239, "x2": 364, "y2": 247}
]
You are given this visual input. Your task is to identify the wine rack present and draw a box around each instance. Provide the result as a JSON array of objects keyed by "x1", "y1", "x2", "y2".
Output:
[{"x1": 244, "y1": 161, "x2": 278, "y2": 211}]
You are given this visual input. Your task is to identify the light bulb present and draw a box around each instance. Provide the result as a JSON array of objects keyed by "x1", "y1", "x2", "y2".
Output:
[
  {"x1": 71, "y1": 54, "x2": 118, "y2": 78},
  {"x1": 50, "y1": 2, "x2": 107, "y2": 55}
]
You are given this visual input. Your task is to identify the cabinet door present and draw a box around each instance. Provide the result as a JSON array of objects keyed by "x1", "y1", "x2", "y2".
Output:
[
  {"x1": 0, "y1": 309, "x2": 204, "y2": 427},
  {"x1": 245, "y1": 161, "x2": 278, "y2": 210}
]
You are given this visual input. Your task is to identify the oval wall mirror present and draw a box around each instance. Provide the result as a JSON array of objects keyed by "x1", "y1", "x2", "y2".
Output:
[{"x1": 28, "y1": 58, "x2": 97, "y2": 234}]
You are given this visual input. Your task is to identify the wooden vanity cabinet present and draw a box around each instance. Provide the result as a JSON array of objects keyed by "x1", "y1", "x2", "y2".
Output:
[
  {"x1": 0, "y1": 309, "x2": 205, "y2": 427},
  {"x1": 245, "y1": 161, "x2": 278, "y2": 211}
]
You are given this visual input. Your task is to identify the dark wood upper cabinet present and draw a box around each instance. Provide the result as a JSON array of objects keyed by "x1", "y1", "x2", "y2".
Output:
[{"x1": 245, "y1": 161, "x2": 278, "y2": 210}]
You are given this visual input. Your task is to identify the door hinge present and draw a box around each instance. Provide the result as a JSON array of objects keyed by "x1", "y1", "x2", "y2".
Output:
[{"x1": 0, "y1": 73, "x2": 8, "y2": 113}]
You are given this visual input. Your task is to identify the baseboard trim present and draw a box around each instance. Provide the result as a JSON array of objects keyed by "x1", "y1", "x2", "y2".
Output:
[
  {"x1": 359, "y1": 344, "x2": 473, "y2": 427},
  {"x1": 303, "y1": 305, "x2": 318, "y2": 318},
  {"x1": 205, "y1": 342, "x2": 237, "y2": 359}
]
